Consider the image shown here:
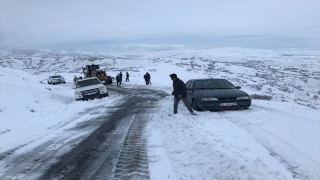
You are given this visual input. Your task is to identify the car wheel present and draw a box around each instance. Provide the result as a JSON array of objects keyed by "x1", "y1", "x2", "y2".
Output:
[
  {"x1": 192, "y1": 99, "x2": 202, "y2": 111},
  {"x1": 243, "y1": 107, "x2": 249, "y2": 109},
  {"x1": 63, "y1": 82, "x2": 66, "y2": 84}
]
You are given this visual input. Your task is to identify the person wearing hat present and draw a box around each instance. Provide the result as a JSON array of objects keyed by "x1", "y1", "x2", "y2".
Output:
[{"x1": 170, "y1": 73, "x2": 196, "y2": 115}]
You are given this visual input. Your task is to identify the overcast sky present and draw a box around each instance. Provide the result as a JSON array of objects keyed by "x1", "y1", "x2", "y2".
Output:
[{"x1": 0, "y1": 0, "x2": 319, "y2": 50}]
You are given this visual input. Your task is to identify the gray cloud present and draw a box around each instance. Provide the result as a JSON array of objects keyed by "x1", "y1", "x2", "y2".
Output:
[{"x1": 0, "y1": 0, "x2": 319, "y2": 50}]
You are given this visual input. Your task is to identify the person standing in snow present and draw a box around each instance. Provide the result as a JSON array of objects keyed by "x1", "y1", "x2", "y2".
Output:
[
  {"x1": 144, "y1": 72, "x2": 151, "y2": 85},
  {"x1": 119, "y1": 72, "x2": 123, "y2": 81},
  {"x1": 73, "y1": 76, "x2": 78, "y2": 85},
  {"x1": 116, "y1": 74, "x2": 121, "y2": 87},
  {"x1": 170, "y1": 73, "x2": 195, "y2": 115},
  {"x1": 147, "y1": 72, "x2": 151, "y2": 84},
  {"x1": 126, "y1": 72, "x2": 129, "y2": 82}
]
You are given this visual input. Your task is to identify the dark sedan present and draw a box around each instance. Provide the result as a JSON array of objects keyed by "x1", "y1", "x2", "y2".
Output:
[{"x1": 186, "y1": 78, "x2": 251, "y2": 111}]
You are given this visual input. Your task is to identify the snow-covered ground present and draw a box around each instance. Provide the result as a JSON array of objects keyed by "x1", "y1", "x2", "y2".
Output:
[{"x1": 0, "y1": 46, "x2": 319, "y2": 179}]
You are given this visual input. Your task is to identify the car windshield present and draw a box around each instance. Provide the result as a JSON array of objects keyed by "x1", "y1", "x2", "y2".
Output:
[
  {"x1": 76, "y1": 79, "x2": 101, "y2": 88},
  {"x1": 194, "y1": 79, "x2": 235, "y2": 90},
  {"x1": 52, "y1": 76, "x2": 62, "y2": 78}
]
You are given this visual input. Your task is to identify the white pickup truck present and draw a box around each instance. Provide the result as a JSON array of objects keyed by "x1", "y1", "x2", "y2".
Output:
[
  {"x1": 47, "y1": 75, "x2": 66, "y2": 85},
  {"x1": 74, "y1": 77, "x2": 109, "y2": 101}
]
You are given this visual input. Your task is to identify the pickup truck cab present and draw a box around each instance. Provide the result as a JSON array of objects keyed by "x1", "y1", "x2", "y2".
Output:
[{"x1": 74, "y1": 77, "x2": 109, "y2": 101}]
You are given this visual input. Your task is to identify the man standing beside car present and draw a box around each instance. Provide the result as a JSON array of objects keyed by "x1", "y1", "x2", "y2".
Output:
[{"x1": 170, "y1": 73, "x2": 196, "y2": 115}]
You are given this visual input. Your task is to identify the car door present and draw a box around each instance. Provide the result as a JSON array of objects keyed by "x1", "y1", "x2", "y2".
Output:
[{"x1": 186, "y1": 80, "x2": 194, "y2": 103}]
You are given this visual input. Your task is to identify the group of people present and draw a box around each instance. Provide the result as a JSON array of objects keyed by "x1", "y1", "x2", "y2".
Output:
[
  {"x1": 116, "y1": 72, "x2": 194, "y2": 115},
  {"x1": 115, "y1": 72, "x2": 129, "y2": 87},
  {"x1": 115, "y1": 72, "x2": 152, "y2": 87}
]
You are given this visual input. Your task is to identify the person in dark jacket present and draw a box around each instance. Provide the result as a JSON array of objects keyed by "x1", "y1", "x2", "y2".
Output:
[
  {"x1": 143, "y1": 72, "x2": 151, "y2": 85},
  {"x1": 119, "y1": 72, "x2": 123, "y2": 81},
  {"x1": 170, "y1": 73, "x2": 195, "y2": 115},
  {"x1": 116, "y1": 74, "x2": 121, "y2": 87},
  {"x1": 126, "y1": 72, "x2": 129, "y2": 82},
  {"x1": 147, "y1": 72, "x2": 151, "y2": 84}
]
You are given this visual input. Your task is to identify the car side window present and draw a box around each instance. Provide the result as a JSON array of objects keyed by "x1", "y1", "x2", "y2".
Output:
[
  {"x1": 186, "y1": 81, "x2": 190, "y2": 89},
  {"x1": 189, "y1": 81, "x2": 194, "y2": 89},
  {"x1": 194, "y1": 81, "x2": 203, "y2": 89}
]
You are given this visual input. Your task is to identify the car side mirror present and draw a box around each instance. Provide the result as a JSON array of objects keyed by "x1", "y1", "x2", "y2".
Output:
[{"x1": 236, "y1": 86, "x2": 241, "y2": 89}]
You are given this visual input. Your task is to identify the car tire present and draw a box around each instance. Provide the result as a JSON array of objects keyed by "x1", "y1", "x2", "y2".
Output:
[
  {"x1": 243, "y1": 107, "x2": 249, "y2": 109},
  {"x1": 63, "y1": 82, "x2": 66, "y2": 84},
  {"x1": 192, "y1": 99, "x2": 202, "y2": 111}
]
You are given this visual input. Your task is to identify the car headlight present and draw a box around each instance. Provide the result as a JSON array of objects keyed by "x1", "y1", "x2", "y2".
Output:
[
  {"x1": 202, "y1": 98, "x2": 218, "y2": 101},
  {"x1": 99, "y1": 87, "x2": 106, "y2": 93},
  {"x1": 75, "y1": 91, "x2": 82, "y2": 96},
  {"x1": 237, "y1": 96, "x2": 250, "y2": 100}
]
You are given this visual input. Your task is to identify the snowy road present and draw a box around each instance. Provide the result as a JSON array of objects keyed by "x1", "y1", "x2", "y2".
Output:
[
  {"x1": 0, "y1": 86, "x2": 167, "y2": 180},
  {"x1": 0, "y1": 79, "x2": 319, "y2": 180},
  {"x1": 0, "y1": 82, "x2": 319, "y2": 179},
  {"x1": 1, "y1": 85, "x2": 319, "y2": 179}
]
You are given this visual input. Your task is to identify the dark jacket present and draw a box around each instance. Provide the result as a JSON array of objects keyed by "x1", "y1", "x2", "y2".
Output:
[
  {"x1": 116, "y1": 75, "x2": 121, "y2": 82},
  {"x1": 172, "y1": 78, "x2": 187, "y2": 98},
  {"x1": 144, "y1": 74, "x2": 150, "y2": 81}
]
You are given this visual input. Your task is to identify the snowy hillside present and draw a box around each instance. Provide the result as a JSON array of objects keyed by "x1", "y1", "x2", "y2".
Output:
[
  {"x1": 0, "y1": 45, "x2": 319, "y2": 179},
  {"x1": 1, "y1": 46, "x2": 319, "y2": 109}
]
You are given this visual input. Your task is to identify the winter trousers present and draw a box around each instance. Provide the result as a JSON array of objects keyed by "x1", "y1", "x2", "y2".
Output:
[
  {"x1": 117, "y1": 81, "x2": 121, "y2": 87},
  {"x1": 173, "y1": 97, "x2": 193, "y2": 114}
]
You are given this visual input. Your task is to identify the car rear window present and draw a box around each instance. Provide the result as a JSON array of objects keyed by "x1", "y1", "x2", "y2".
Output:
[
  {"x1": 76, "y1": 79, "x2": 101, "y2": 88},
  {"x1": 52, "y1": 76, "x2": 62, "y2": 78}
]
